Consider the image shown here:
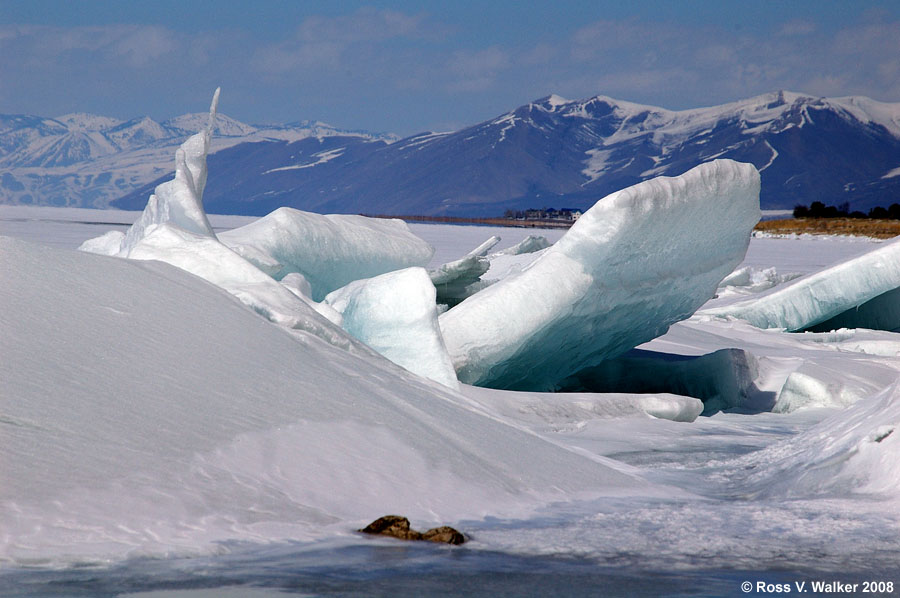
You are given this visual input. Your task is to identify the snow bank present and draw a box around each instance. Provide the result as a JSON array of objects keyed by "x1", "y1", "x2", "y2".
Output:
[
  {"x1": 439, "y1": 159, "x2": 761, "y2": 390},
  {"x1": 741, "y1": 380, "x2": 900, "y2": 498},
  {"x1": 126, "y1": 222, "x2": 348, "y2": 346},
  {"x1": 324, "y1": 267, "x2": 459, "y2": 389},
  {"x1": 77, "y1": 90, "x2": 426, "y2": 361},
  {"x1": 703, "y1": 236, "x2": 900, "y2": 332},
  {"x1": 0, "y1": 237, "x2": 649, "y2": 564},
  {"x1": 219, "y1": 208, "x2": 434, "y2": 301}
]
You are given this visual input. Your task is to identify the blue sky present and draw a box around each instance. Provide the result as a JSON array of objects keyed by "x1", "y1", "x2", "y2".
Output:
[{"x1": 2, "y1": 1, "x2": 899, "y2": 135}]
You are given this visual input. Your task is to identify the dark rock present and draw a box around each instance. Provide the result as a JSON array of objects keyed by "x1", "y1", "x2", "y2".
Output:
[
  {"x1": 359, "y1": 515, "x2": 466, "y2": 544},
  {"x1": 422, "y1": 526, "x2": 467, "y2": 545}
]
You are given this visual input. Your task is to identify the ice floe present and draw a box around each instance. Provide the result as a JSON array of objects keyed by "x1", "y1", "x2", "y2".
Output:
[{"x1": 439, "y1": 159, "x2": 761, "y2": 390}]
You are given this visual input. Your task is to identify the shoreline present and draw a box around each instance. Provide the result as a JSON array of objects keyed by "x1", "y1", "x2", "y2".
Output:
[
  {"x1": 755, "y1": 218, "x2": 900, "y2": 239},
  {"x1": 363, "y1": 214, "x2": 575, "y2": 229}
]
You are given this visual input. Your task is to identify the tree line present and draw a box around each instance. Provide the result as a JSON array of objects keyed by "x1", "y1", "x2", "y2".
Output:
[{"x1": 793, "y1": 201, "x2": 900, "y2": 220}]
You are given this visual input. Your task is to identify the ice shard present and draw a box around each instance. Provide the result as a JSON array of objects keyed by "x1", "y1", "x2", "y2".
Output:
[
  {"x1": 439, "y1": 159, "x2": 761, "y2": 390},
  {"x1": 324, "y1": 267, "x2": 459, "y2": 389},
  {"x1": 219, "y1": 208, "x2": 434, "y2": 301},
  {"x1": 702, "y1": 236, "x2": 900, "y2": 332}
]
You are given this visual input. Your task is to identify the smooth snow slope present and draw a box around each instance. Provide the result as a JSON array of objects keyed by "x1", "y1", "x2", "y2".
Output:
[
  {"x1": 440, "y1": 159, "x2": 760, "y2": 390},
  {"x1": 0, "y1": 236, "x2": 651, "y2": 564}
]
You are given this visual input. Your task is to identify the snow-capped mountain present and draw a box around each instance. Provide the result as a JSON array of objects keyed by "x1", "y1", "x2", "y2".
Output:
[
  {"x1": 116, "y1": 90, "x2": 900, "y2": 217},
  {"x1": 4, "y1": 91, "x2": 900, "y2": 214},
  {"x1": 0, "y1": 112, "x2": 393, "y2": 208}
]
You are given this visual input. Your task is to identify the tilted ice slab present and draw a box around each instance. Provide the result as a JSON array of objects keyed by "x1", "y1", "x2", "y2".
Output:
[
  {"x1": 428, "y1": 235, "x2": 552, "y2": 307},
  {"x1": 702, "y1": 236, "x2": 900, "y2": 332},
  {"x1": 324, "y1": 267, "x2": 459, "y2": 390},
  {"x1": 439, "y1": 159, "x2": 761, "y2": 390},
  {"x1": 0, "y1": 237, "x2": 650, "y2": 564},
  {"x1": 219, "y1": 208, "x2": 434, "y2": 301}
]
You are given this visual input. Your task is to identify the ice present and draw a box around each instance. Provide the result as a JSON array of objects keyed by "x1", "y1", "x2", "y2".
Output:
[
  {"x1": 439, "y1": 159, "x2": 761, "y2": 390},
  {"x1": 428, "y1": 236, "x2": 499, "y2": 307},
  {"x1": 0, "y1": 236, "x2": 650, "y2": 564},
  {"x1": 73, "y1": 93, "x2": 349, "y2": 347},
  {"x1": 77, "y1": 229, "x2": 126, "y2": 256},
  {"x1": 219, "y1": 208, "x2": 434, "y2": 301},
  {"x1": 741, "y1": 379, "x2": 900, "y2": 498},
  {"x1": 495, "y1": 234, "x2": 551, "y2": 255},
  {"x1": 565, "y1": 348, "x2": 767, "y2": 414},
  {"x1": 715, "y1": 265, "x2": 801, "y2": 299},
  {"x1": 9, "y1": 208, "x2": 900, "y2": 580},
  {"x1": 119, "y1": 89, "x2": 221, "y2": 256},
  {"x1": 124, "y1": 222, "x2": 348, "y2": 346},
  {"x1": 461, "y1": 385, "x2": 704, "y2": 424},
  {"x1": 639, "y1": 316, "x2": 900, "y2": 413},
  {"x1": 432, "y1": 234, "x2": 551, "y2": 298},
  {"x1": 703, "y1": 236, "x2": 900, "y2": 332},
  {"x1": 323, "y1": 267, "x2": 460, "y2": 389},
  {"x1": 466, "y1": 235, "x2": 502, "y2": 257}
]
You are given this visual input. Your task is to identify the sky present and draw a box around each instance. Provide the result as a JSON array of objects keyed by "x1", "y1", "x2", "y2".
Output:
[{"x1": 1, "y1": 0, "x2": 900, "y2": 136}]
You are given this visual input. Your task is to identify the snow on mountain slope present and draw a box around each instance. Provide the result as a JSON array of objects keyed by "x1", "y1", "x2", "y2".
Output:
[
  {"x1": 164, "y1": 112, "x2": 259, "y2": 137},
  {"x1": 0, "y1": 108, "x2": 389, "y2": 209},
  {"x1": 144, "y1": 89, "x2": 900, "y2": 217},
  {"x1": 54, "y1": 113, "x2": 124, "y2": 131},
  {"x1": 5, "y1": 89, "x2": 899, "y2": 215}
]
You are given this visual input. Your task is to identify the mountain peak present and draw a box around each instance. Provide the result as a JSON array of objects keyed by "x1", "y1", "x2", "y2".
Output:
[
  {"x1": 164, "y1": 112, "x2": 257, "y2": 137},
  {"x1": 54, "y1": 113, "x2": 124, "y2": 132}
]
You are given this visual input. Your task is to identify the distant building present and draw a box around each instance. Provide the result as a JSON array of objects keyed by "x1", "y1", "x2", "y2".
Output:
[{"x1": 504, "y1": 207, "x2": 582, "y2": 221}]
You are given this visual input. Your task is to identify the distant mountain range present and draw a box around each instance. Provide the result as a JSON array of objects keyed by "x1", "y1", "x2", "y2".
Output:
[
  {"x1": 0, "y1": 111, "x2": 393, "y2": 210},
  {"x1": 3, "y1": 91, "x2": 900, "y2": 216}
]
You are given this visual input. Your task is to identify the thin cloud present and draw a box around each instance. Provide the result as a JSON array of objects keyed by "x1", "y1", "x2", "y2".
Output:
[{"x1": 254, "y1": 8, "x2": 431, "y2": 75}]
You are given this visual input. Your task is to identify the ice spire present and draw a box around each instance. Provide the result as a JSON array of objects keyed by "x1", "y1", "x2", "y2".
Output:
[{"x1": 115, "y1": 88, "x2": 221, "y2": 255}]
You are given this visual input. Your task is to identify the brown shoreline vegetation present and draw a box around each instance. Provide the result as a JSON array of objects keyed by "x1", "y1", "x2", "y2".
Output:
[{"x1": 755, "y1": 218, "x2": 900, "y2": 239}]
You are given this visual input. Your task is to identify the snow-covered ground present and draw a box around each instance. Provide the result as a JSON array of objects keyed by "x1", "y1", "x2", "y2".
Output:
[{"x1": 3, "y1": 205, "x2": 900, "y2": 596}]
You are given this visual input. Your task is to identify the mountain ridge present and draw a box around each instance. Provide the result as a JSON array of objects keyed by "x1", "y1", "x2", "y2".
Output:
[{"x1": 2, "y1": 91, "x2": 899, "y2": 215}]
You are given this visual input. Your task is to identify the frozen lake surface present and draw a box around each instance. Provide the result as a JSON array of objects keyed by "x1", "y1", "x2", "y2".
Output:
[{"x1": 2, "y1": 207, "x2": 900, "y2": 597}]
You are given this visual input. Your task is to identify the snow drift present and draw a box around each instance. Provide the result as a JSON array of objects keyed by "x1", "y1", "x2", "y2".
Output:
[
  {"x1": 741, "y1": 379, "x2": 900, "y2": 498},
  {"x1": 439, "y1": 159, "x2": 761, "y2": 390},
  {"x1": 0, "y1": 236, "x2": 649, "y2": 563}
]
